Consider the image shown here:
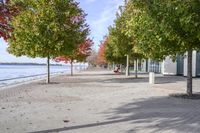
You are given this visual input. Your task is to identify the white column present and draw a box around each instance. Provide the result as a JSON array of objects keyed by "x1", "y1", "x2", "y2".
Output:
[
  {"x1": 126, "y1": 55, "x2": 130, "y2": 76},
  {"x1": 148, "y1": 59, "x2": 151, "y2": 72},
  {"x1": 184, "y1": 53, "x2": 187, "y2": 76},
  {"x1": 193, "y1": 51, "x2": 197, "y2": 77},
  {"x1": 184, "y1": 51, "x2": 197, "y2": 77},
  {"x1": 162, "y1": 57, "x2": 177, "y2": 75},
  {"x1": 149, "y1": 72, "x2": 155, "y2": 84},
  {"x1": 142, "y1": 60, "x2": 146, "y2": 72}
]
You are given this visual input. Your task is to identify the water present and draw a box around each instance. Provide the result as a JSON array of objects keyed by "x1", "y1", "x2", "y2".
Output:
[{"x1": 0, "y1": 64, "x2": 86, "y2": 88}]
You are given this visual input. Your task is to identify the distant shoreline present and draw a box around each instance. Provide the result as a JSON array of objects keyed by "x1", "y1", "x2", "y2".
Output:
[{"x1": 0, "y1": 63, "x2": 62, "y2": 66}]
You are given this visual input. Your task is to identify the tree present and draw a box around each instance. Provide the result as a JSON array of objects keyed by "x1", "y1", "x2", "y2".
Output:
[
  {"x1": 105, "y1": 5, "x2": 144, "y2": 77},
  {"x1": 8, "y1": 0, "x2": 89, "y2": 83},
  {"x1": 0, "y1": 0, "x2": 19, "y2": 40},
  {"x1": 125, "y1": 0, "x2": 200, "y2": 95},
  {"x1": 96, "y1": 37, "x2": 107, "y2": 66},
  {"x1": 55, "y1": 38, "x2": 93, "y2": 76},
  {"x1": 105, "y1": 37, "x2": 127, "y2": 65}
]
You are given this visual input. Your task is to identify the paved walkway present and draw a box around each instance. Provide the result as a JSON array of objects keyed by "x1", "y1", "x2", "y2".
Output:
[{"x1": 0, "y1": 69, "x2": 200, "y2": 133}]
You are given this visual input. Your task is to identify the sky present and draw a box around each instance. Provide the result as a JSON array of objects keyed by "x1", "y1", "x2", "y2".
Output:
[{"x1": 0, "y1": 0, "x2": 124, "y2": 63}]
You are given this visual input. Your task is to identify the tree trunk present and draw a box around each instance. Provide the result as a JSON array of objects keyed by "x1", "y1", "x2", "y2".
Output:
[
  {"x1": 146, "y1": 59, "x2": 149, "y2": 72},
  {"x1": 187, "y1": 50, "x2": 193, "y2": 96},
  {"x1": 135, "y1": 59, "x2": 138, "y2": 78},
  {"x1": 70, "y1": 60, "x2": 73, "y2": 76},
  {"x1": 46, "y1": 56, "x2": 50, "y2": 84},
  {"x1": 126, "y1": 55, "x2": 130, "y2": 76},
  {"x1": 120, "y1": 64, "x2": 122, "y2": 73}
]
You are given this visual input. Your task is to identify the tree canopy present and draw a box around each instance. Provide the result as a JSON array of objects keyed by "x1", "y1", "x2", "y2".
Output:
[
  {"x1": 124, "y1": 0, "x2": 200, "y2": 60},
  {"x1": 55, "y1": 38, "x2": 93, "y2": 63},
  {"x1": 55, "y1": 38, "x2": 93, "y2": 76},
  {"x1": 0, "y1": 0, "x2": 19, "y2": 40},
  {"x1": 105, "y1": 3, "x2": 144, "y2": 65},
  {"x1": 8, "y1": 0, "x2": 89, "y2": 58},
  {"x1": 7, "y1": 0, "x2": 89, "y2": 83},
  {"x1": 123, "y1": 0, "x2": 200, "y2": 95},
  {"x1": 96, "y1": 37, "x2": 107, "y2": 66}
]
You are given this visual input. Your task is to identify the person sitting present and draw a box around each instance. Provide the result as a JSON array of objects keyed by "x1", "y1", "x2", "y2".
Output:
[{"x1": 114, "y1": 66, "x2": 120, "y2": 73}]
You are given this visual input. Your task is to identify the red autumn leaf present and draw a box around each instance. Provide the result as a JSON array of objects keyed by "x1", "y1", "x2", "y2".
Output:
[
  {"x1": 0, "y1": 0, "x2": 20, "y2": 40},
  {"x1": 55, "y1": 38, "x2": 93, "y2": 63},
  {"x1": 96, "y1": 37, "x2": 107, "y2": 65}
]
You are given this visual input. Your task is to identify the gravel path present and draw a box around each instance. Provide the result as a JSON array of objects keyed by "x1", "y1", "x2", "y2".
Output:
[{"x1": 0, "y1": 69, "x2": 200, "y2": 133}]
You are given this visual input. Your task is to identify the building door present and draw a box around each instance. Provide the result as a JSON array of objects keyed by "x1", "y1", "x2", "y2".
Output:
[
  {"x1": 196, "y1": 52, "x2": 200, "y2": 76},
  {"x1": 149, "y1": 60, "x2": 161, "y2": 73},
  {"x1": 177, "y1": 55, "x2": 184, "y2": 75}
]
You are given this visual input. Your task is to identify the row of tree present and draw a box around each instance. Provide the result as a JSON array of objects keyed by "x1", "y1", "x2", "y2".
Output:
[
  {"x1": 0, "y1": 0, "x2": 93, "y2": 83},
  {"x1": 105, "y1": 0, "x2": 200, "y2": 96},
  {"x1": 85, "y1": 38, "x2": 107, "y2": 68},
  {"x1": 104, "y1": 1, "x2": 144, "y2": 77}
]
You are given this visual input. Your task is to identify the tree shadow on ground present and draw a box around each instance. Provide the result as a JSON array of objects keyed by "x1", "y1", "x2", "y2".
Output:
[
  {"x1": 72, "y1": 73, "x2": 120, "y2": 76},
  {"x1": 99, "y1": 75, "x2": 186, "y2": 84},
  {"x1": 48, "y1": 74, "x2": 187, "y2": 85},
  {"x1": 29, "y1": 96, "x2": 200, "y2": 133},
  {"x1": 105, "y1": 96, "x2": 200, "y2": 133},
  {"x1": 37, "y1": 82, "x2": 60, "y2": 85},
  {"x1": 29, "y1": 119, "x2": 136, "y2": 133},
  {"x1": 100, "y1": 77, "x2": 149, "y2": 83},
  {"x1": 52, "y1": 77, "x2": 103, "y2": 84},
  {"x1": 155, "y1": 76, "x2": 186, "y2": 84}
]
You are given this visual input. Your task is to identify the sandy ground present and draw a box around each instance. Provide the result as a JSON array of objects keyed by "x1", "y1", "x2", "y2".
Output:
[{"x1": 0, "y1": 69, "x2": 200, "y2": 133}]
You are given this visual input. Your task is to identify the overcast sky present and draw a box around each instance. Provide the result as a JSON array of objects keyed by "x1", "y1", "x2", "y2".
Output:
[{"x1": 0, "y1": 0, "x2": 124, "y2": 63}]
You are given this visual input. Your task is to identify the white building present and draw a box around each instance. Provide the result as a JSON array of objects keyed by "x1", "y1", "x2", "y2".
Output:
[
  {"x1": 138, "y1": 51, "x2": 200, "y2": 77},
  {"x1": 162, "y1": 51, "x2": 200, "y2": 77}
]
